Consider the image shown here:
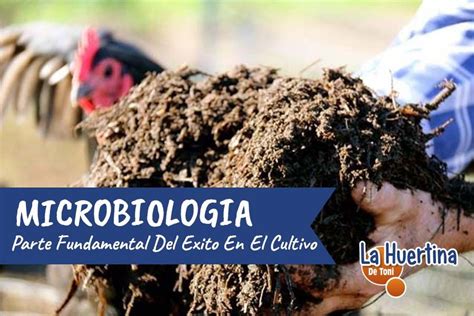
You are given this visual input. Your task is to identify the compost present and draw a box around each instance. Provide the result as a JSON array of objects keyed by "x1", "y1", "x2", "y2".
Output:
[{"x1": 68, "y1": 65, "x2": 473, "y2": 315}]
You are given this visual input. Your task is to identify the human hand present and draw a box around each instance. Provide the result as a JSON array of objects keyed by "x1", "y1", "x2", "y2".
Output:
[{"x1": 290, "y1": 181, "x2": 474, "y2": 314}]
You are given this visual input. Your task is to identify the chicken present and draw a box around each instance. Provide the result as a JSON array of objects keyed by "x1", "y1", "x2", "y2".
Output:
[{"x1": 0, "y1": 22, "x2": 164, "y2": 138}]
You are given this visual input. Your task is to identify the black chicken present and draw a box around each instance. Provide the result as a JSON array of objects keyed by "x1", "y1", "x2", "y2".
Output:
[{"x1": 0, "y1": 22, "x2": 164, "y2": 138}]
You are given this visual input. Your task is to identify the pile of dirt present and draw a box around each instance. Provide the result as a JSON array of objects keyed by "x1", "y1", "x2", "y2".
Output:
[
  {"x1": 215, "y1": 70, "x2": 473, "y2": 263},
  {"x1": 72, "y1": 65, "x2": 473, "y2": 315},
  {"x1": 81, "y1": 65, "x2": 277, "y2": 188}
]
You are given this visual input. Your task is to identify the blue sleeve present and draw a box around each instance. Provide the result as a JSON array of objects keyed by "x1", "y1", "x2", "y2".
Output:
[{"x1": 358, "y1": 0, "x2": 474, "y2": 175}]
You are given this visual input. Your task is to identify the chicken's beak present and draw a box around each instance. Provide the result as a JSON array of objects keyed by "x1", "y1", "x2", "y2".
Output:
[
  {"x1": 71, "y1": 82, "x2": 95, "y2": 113},
  {"x1": 77, "y1": 83, "x2": 94, "y2": 99},
  {"x1": 71, "y1": 82, "x2": 93, "y2": 102}
]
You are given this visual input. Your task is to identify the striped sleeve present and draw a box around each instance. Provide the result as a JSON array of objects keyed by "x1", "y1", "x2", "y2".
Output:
[{"x1": 358, "y1": 0, "x2": 474, "y2": 175}]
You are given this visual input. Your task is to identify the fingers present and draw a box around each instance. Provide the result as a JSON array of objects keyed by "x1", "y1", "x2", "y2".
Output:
[
  {"x1": 293, "y1": 263, "x2": 380, "y2": 315},
  {"x1": 297, "y1": 183, "x2": 449, "y2": 314},
  {"x1": 288, "y1": 264, "x2": 380, "y2": 302},
  {"x1": 352, "y1": 181, "x2": 406, "y2": 215},
  {"x1": 336, "y1": 263, "x2": 379, "y2": 297},
  {"x1": 305, "y1": 294, "x2": 368, "y2": 315},
  {"x1": 352, "y1": 181, "x2": 429, "y2": 226}
]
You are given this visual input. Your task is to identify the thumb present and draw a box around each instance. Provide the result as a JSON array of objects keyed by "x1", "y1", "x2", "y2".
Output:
[{"x1": 351, "y1": 181, "x2": 416, "y2": 225}]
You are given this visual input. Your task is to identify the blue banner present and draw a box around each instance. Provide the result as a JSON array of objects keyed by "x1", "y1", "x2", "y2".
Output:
[{"x1": 0, "y1": 188, "x2": 335, "y2": 264}]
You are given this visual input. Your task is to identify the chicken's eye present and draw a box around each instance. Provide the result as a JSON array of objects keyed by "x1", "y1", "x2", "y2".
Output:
[{"x1": 104, "y1": 65, "x2": 113, "y2": 78}]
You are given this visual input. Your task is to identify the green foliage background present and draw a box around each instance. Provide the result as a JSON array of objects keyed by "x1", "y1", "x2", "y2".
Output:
[{"x1": 1, "y1": 0, "x2": 421, "y2": 29}]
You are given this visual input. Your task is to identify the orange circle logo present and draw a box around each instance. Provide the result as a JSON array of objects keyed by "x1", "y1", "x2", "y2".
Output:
[{"x1": 385, "y1": 277, "x2": 406, "y2": 298}]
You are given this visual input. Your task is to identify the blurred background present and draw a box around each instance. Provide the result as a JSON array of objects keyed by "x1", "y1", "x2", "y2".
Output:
[
  {"x1": 2, "y1": 1, "x2": 473, "y2": 316},
  {"x1": 0, "y1": 0, "x2": 419, "y2": 187}
]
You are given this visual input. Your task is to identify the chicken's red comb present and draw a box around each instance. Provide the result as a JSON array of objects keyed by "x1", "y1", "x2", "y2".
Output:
[{"x1": 73, "y1": 27, "x2": 101, "y2": 82}]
